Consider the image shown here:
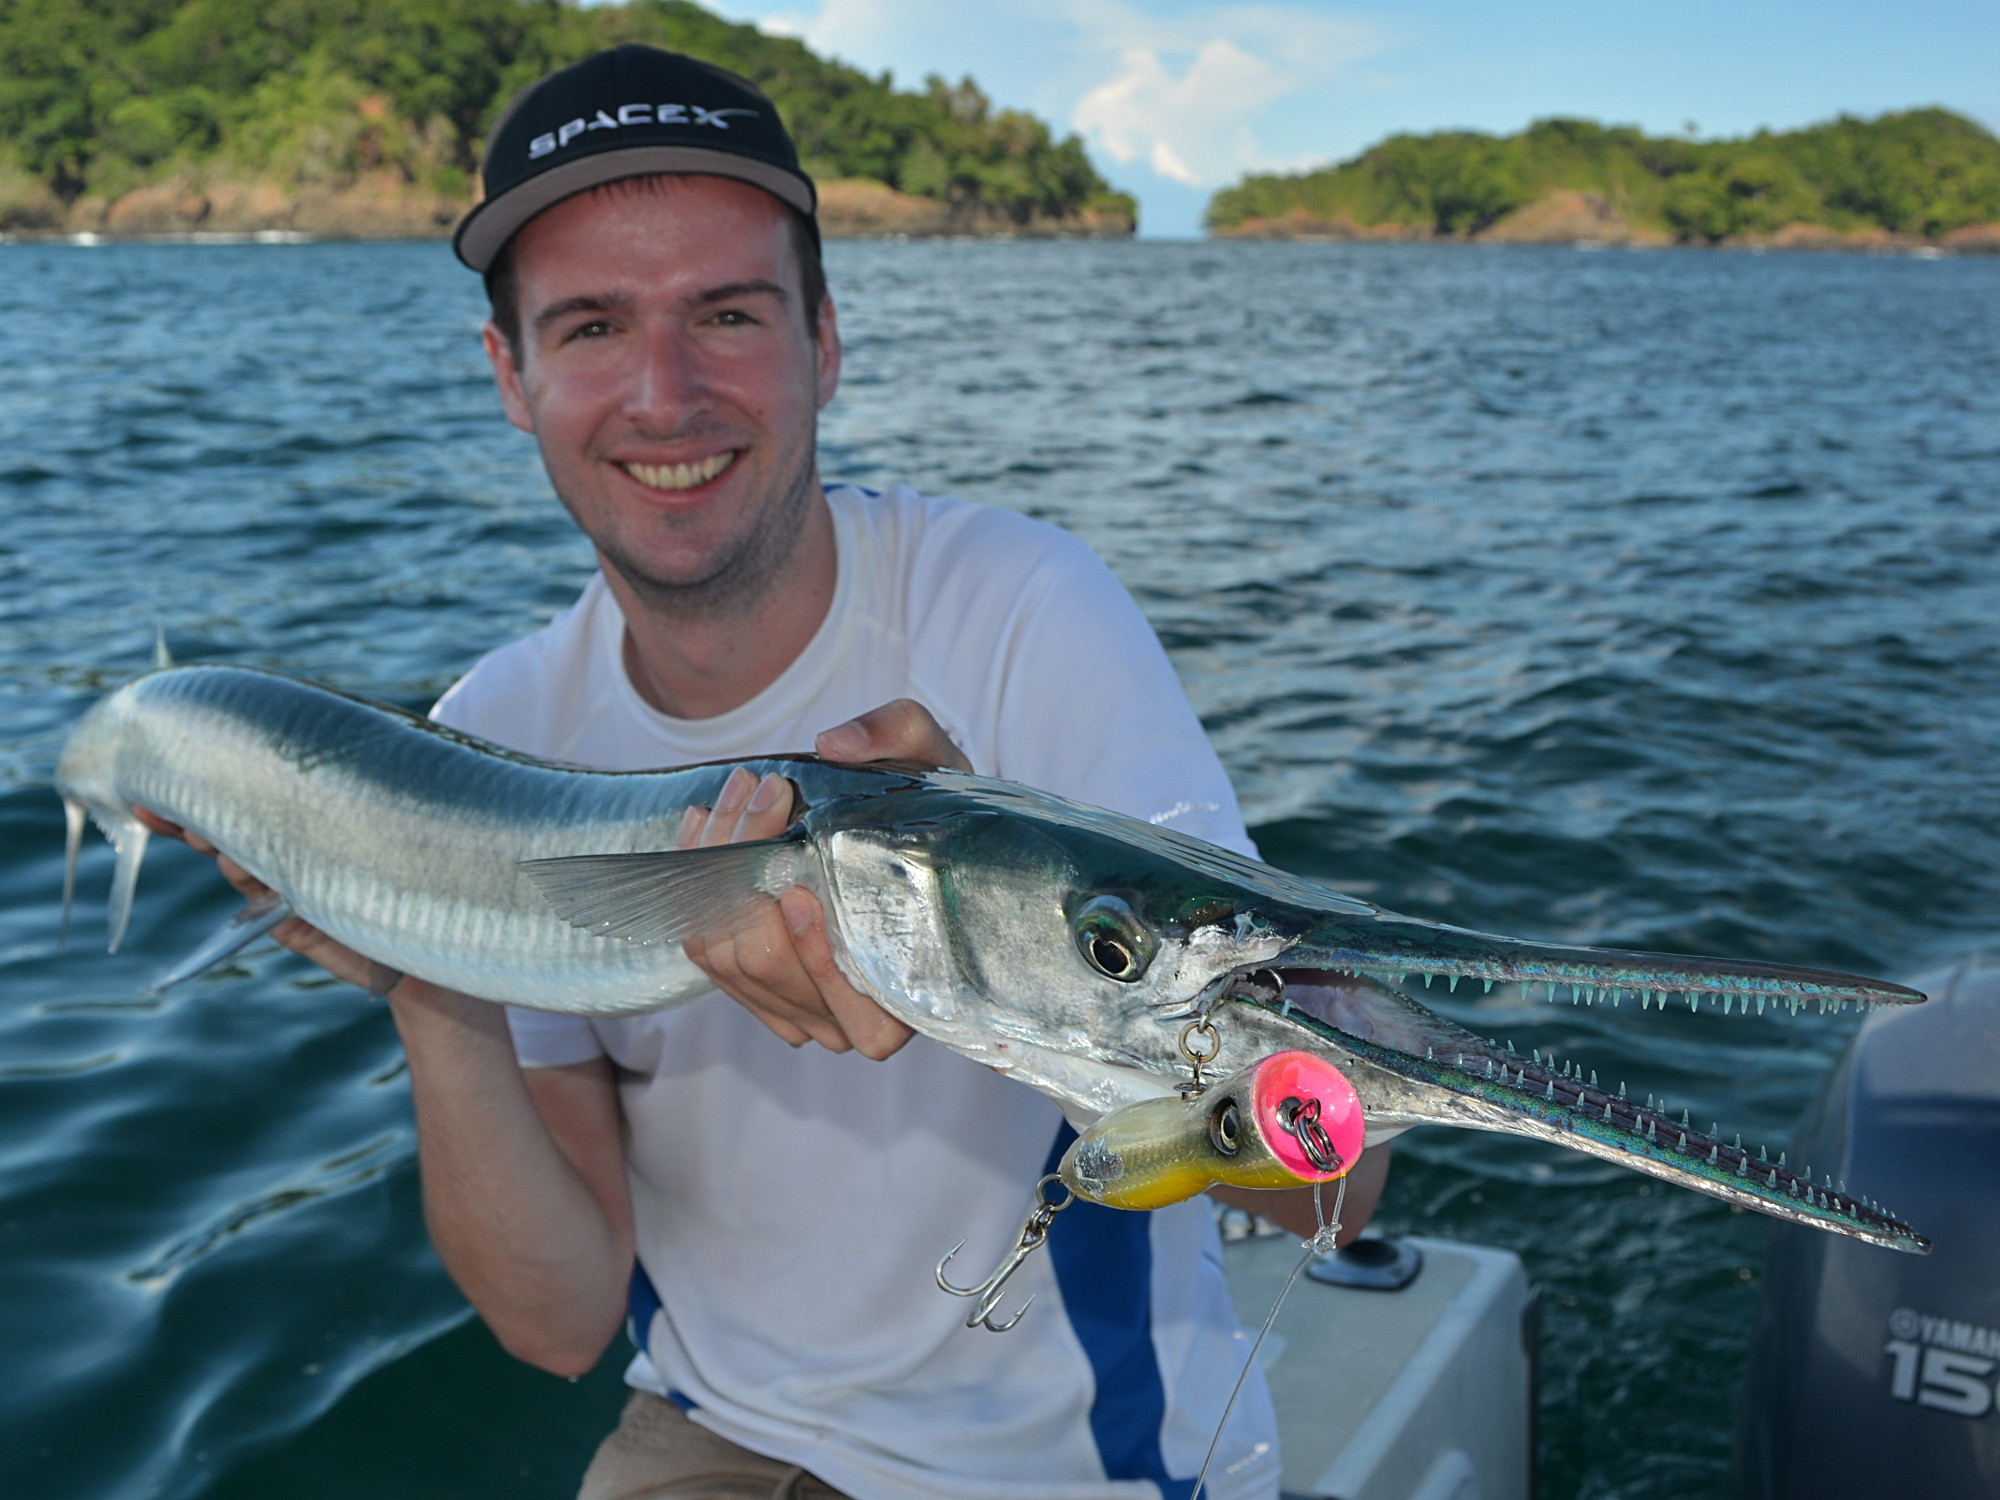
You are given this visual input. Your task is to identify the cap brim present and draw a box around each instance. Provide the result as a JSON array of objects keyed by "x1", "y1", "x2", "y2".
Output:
[{"x1": 453, "y1": 145, "x2": 818, "y2": 272}]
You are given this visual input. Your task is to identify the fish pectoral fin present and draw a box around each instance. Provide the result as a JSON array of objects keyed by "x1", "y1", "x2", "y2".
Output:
[
  {"x1": 140, "y1": 891, "x2": 292, "y2": 996},
  {"x1": 520, "y1": 835, "x2": 807, "y2": 946}
]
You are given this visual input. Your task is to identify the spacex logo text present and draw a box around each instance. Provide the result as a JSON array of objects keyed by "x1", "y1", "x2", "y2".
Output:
[
  {"x1": 528, "y1": 103, "x2": 759, "y2": 159},
  {"x1": 1884, "y1": 1306, "x2": 2000, "y2": 1418}
]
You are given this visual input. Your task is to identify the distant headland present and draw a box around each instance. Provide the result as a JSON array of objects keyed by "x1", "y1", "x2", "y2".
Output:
[
  {"x1": 0, "y1": 0, "x2": 1134, "y2": 243},
  {"x1": 1205, "y1": 111, "x2": 2000, "y2": 252}
]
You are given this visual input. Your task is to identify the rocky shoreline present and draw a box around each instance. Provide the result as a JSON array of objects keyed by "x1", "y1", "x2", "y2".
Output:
[
  {"x1": 9, "y1": 179, "x2": 1993, "y2": 251},
  {"x1": 1212, "y1": 189, "x2": 2000, "y2": 253},
  {"x1": 0, "y1": 172, "x2": 1135, "y2": 244}
]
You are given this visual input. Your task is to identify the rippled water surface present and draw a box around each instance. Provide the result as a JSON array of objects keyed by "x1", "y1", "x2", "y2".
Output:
[{"x1": 3, "y1": 239, "x2": 1997, "y2": 1500}]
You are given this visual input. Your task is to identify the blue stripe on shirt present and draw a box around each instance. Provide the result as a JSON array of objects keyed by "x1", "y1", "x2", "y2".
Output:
[
  {"x1": 627, "y1": 1258, "x2": 663, "y2": 1353},
  {"x1": 628, "y1": 1261, "x2": 701, "y2": 1412},
  {"x1": 1042, "y1": 1123, "x2": 1197, "y2": 1500}
]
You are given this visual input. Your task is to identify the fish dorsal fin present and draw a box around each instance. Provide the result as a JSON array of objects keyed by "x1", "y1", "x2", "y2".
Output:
[
  {"x1": 521, "y1": 835, "x2": 807, "y2": 946},
  {"x1": 59, "y1": 796, "x2": 85, "y2": 952},
  {"x1": 153, "y1": 628, "x2": 174, "y2": 670},
  {"x1": 105, "y1": 816, "x2": 151, "y2": 954},
  {"x1": 141, "y1": 892, "x2": 292, "y2": 996}
]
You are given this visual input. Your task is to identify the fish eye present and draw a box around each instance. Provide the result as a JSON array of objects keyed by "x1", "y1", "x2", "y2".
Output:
[{"x1": 1073, "y1": 895, "x2": 1155, "y2": 982}]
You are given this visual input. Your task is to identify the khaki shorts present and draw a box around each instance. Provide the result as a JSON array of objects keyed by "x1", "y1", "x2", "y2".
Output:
[{"x1": 579, "y1": 1390, "x2": 852, "y2": 1500}]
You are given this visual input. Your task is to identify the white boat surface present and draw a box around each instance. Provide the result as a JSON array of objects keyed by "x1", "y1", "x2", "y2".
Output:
[{"x1": 1223, "y1": 1231, "x2": 1534, "y2": 1500}]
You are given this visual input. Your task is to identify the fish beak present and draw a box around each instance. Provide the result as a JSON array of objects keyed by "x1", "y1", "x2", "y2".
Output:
[
  {"x1": 1271, "y1": 906, "x2": 1925, "y2": 1015},
  {"x1": 1213, "y1": 908, "x2": 1931, "y2": 1255}
]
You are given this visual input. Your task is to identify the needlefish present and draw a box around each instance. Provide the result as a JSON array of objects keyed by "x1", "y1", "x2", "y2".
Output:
[{"x1": 56, "y1": 664, "x2": 1932, "y2": 1267}]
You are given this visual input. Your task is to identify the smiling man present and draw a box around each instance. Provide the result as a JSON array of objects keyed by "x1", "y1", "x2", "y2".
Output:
[{"x1": 154, "y1": 43, "x2": 1385, "y2": 1500}]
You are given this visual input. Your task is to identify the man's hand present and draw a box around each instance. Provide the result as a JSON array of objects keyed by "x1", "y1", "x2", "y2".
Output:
[
  {"x1": 679, "y1": 699, "x2": 970, "y2": 1061},
  {"x1": 131, "y1": 806, "x2": 404, "y2": 998}
]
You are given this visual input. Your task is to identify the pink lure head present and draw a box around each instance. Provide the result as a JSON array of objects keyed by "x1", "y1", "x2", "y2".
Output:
[{"x1": 1250, "y1": 1051, "x2": 1365, "y2": 1182}]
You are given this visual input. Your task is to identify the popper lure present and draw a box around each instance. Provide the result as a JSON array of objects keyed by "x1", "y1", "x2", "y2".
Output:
[
  {"x1": 56, "y1": 666, "x2": 1931, "y2": 1264},
  {"x1": 937, "y1": 1048, "x2": 1366, "y2": 1332},
  {"x1": 1061, "y1": 1050, "x2": 1365, "y2": 1210}
]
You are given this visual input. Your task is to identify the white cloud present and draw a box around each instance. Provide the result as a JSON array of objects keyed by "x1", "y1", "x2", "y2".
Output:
[
  {"x1": 1067, "y1": 3, "x2": 1386, "y2": 187},
  {"x1": 722, "y1": 1, "x2": 1382, "y2": 184},
  {"x1": 714, "y1": 0, "x2": 1387, "y2": 230}
]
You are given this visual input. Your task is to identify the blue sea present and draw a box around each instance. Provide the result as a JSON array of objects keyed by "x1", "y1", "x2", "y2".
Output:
[{"x1": 2, "y1": 237, "x2": 1997, "y2": 1499}]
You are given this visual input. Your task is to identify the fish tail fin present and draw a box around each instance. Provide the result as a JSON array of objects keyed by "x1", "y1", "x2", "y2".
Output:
[
  {"x1": 59, "y1": 796, "x2": 85, "y2": 952},
  {"x1": 106, "y1": 817, "x2": 151, "y2": 954}
]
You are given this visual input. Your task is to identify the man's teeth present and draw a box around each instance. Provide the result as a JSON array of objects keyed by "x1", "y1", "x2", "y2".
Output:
[{"x1": 622, "y1": 452, "x2": 735, "y2": 491}]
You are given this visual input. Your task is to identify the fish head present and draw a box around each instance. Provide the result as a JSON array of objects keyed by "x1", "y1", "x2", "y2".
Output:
[
  {"x1": 811, "y1": 774, "x2": 1933, "y2": 1255},
  {"x1": 814, "y1": 789, "x2": 1290, "y2": 1032}
]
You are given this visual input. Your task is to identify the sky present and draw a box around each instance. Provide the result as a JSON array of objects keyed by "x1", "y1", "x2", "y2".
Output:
[{"x1": 710, "y1": 0, "x2": 2000, "y2": 237}]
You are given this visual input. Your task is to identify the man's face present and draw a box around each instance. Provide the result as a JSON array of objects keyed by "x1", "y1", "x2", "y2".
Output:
[{"x1": 483, "y1": 175, "x2": 840, "y2": 616}]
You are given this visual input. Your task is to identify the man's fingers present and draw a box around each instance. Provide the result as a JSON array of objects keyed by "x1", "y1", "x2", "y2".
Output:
[
  {"x1": 729, "y1": 772, "x2": 793, "y2": 843},
  {"x1": 815, "y1": 699, "x2": 970, "y2": 773},
  {"x1": 781, "y1": 888, "x2": 911, "y2": 1060},
  {"x1": 697, "y1": 767, "x2": 758, "y2": 848},
  {"x1": 687, "y1": 770, "x2": 793, "y2": 850},
  {"x1": 676, "y1": 804, "x2": 711, "y2": 849},
  {"x1": 684, "y1": 919, "x2": 854, "y2": 1053},
  {"x1": 133, "y1": 805, "x2": 219, "y2": 857},
  {"x1": 132, "y1": 806, "x2": 183, "y2": 839},
  {"x1": 213, "y1": 854, "x2": 277, "y2": 902},
  {"x1": 698, "y1": 958, "x2": 813, "y2": 1047},
  {"x1": 679, "y1": 767, "x2": 900, "y2": 1059}
]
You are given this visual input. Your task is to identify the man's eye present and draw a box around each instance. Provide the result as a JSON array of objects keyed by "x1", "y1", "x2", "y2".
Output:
[
  {"x1": 565, "y1": 319, "x2": 614, "y2": 341},
  {"x1": 711, "y1": 308, "x2": 756, "y2": 327}
]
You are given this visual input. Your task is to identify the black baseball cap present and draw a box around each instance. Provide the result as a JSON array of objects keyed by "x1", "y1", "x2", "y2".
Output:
[{"x1": 453, "y1": 44, "x2": 818, "y2": 273}]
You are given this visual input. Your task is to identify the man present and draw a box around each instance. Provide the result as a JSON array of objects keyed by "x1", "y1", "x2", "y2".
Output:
[{"x1": 145, "y1": 45, "x2": 1385, "y2": 1500}]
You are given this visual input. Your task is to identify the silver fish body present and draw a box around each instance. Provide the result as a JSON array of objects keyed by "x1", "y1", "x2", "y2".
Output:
[
  {"x1": 58, "y1": 666, "x2": 1932, "y2": 1253},
  {"x1": 56, "y1": 665, "x2": 895, "y2": 1012}
]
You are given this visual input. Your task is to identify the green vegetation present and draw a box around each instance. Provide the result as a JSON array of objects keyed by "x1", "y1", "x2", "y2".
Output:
[
  {"x1": 0, "y1": 0, "x2": 1133, "y2": 232},
  {"x1": 1207, "y1": 110, "x2": 2000, "y2": 242}
]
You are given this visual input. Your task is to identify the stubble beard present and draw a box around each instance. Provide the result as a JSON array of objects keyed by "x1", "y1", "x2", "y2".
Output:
[{"x1": 573, "y1": 434, "x2": 818, "y2": 626}]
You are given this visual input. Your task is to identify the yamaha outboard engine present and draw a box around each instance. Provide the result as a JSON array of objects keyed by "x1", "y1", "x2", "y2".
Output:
[{"x1": 1736, "y1": 952, "x2": 2000, "y2": 1496}]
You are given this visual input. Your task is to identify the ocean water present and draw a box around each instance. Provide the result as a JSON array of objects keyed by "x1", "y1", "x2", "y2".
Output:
[{"x1": 2, "y1": 237, "x2": 1997, "y2": 1500}]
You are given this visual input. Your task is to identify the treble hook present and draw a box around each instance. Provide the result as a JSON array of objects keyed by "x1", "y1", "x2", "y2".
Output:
[{"x1": 936, "y1": 1175, "x2": 1073, "y2": 1332}]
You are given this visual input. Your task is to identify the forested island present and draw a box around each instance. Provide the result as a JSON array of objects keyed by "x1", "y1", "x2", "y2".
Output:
[
  {"x1": 0, "y1": 0, "x2": 1135, "y2": 240},
  {"x1": 1207, "y1": 111, "x2": 2000, "y2": 251}
]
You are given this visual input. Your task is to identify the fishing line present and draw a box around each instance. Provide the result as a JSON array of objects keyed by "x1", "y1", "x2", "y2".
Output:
[{"x1": 1189, "y1": 1174, "x2": 1347, "y2": 1500}]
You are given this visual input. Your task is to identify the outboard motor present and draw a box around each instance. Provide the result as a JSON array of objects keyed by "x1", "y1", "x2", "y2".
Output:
[{"x1": 1736, "y1": 952, "x2": 2000, "y2": 1497}]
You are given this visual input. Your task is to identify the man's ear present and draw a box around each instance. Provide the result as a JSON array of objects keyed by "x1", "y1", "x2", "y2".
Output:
[
  {"x1": 813, "y1": 294, "x2": 842, "y2": 411},
  {"x1": 481, "y1": 319, "x2": 536, "y2": 434}
]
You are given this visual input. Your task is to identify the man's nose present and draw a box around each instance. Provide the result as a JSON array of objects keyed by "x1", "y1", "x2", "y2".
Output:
[{"x1": 626, "y1": 321, "x2": 710, "y2": 424}]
